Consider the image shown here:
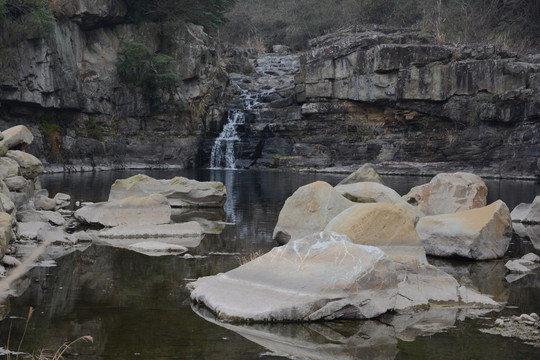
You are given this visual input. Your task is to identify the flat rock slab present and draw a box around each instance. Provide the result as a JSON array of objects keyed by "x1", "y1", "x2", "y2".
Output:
[
  {"x1": 128, "y1": 241, "x2": 188, "y2": 256},
  {"x1": 404, "y1": 172, "x2": 487, "y2": 216},
  {"x1": 416, "y1": 200, "x2": 512, "y2": 260},
  {"x1": 189, "y1": 232, "x2": 399, "y2": 323},
  {"x1": 74, "y1": 194, "x2": 171, "y2": 227},
  {"x1": 99, "y1": 221, "x2": 204, "y2": 239},
  {"x1": 273, "y1": 181, "x2": 354, "y2": 245},
  {"x1": 108, "y1": 174, "x2": 226, "y2": 207}
]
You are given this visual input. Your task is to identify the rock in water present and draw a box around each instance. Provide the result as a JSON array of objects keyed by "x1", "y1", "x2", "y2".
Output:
[
  {"x1": 403, "y1": 172, "x2": 487, "y2": 215},
  {"x1": 416, "y1": 200, "x2": 512, "y2": 260},
  {"x1": 189, "y1": 232, "x2": 399, "y2": 322},
  {"x1": 108, "y1": 174, "x2": 226, "y2": 207},
  {"x1": 510, "y1": 196, "x2": 540, "y2": 224},
  {"x1": 1, "y1": 125, "x2": 34, "y2": 150},
  {"x1": 128, "y1": 241, "x2": 188, "y2": 256},
  {"x1": 334, "y1": 182, "x2": 424, "y2": 223},
  {"x1": 99, "y1": 221, "x2": 203, "y2": 239},
  {"x1": 272, "y1": 181, "x2": 354, "y2": 245},
  {"x1": 74, "y1": 194, "x2": 171, "y2": 227},
  {"x1": 337, "y1": 163, "x2": 385, "y2": 185}
]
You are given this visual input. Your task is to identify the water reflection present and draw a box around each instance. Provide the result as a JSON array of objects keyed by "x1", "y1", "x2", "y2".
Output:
[{"x1": 1, "y1": 169, "x2": 538, "y2": 359}]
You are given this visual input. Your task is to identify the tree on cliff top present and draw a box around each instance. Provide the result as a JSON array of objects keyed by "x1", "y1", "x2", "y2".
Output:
[
  {"x1": 126, "y1": 0, "x2": 237, "y2": 28},
  {"x1": 0, "y1": 0, "x2": 55, "y2": 45}
]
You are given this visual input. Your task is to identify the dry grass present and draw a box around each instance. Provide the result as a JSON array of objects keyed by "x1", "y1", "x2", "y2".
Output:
[{"x1": 236, "y1": 250, "x2": 264, "y2": 265}]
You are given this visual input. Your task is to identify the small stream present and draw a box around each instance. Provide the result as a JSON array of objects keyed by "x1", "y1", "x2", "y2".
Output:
[{"x1": 0, "y1": 169, "x2": 539, "y2": 359}]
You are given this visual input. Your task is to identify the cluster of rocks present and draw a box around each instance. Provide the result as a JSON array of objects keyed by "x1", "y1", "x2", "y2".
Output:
[
  {"x1": 73, "y1": 174, "x2": 227, "y2": 255},
  {"x1": 0, "y1": 125, "x2": 73, "y2": 267},
  {"x1": 189, "y1": 165, "x2": 520, "y2": 323},
  {"x1": 481, "y1": 313, "x2": 540, "y2": 348}
]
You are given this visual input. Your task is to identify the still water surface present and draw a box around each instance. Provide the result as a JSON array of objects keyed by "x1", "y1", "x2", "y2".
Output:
[{"x1": 1, "y1": 169, "x2": 539, "y2": 359}]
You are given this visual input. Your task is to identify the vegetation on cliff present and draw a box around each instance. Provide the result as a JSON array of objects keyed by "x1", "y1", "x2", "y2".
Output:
[
  {"x1": 222, "y1": 0, "x2": 540, "y2": 52},
  {"x1": 0, "y1": 0, "x2": 55, "y2": 45}
]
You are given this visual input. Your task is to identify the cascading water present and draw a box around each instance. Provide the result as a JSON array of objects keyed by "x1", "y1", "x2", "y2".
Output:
[{"x1": 209, "y1": 109, "x2": 245, "y2": 169}]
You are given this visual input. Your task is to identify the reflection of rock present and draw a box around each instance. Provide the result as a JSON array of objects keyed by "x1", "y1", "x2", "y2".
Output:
[
  {"x1": 193, "y1": 305, "x2": 398, "y2": 360},
  {"x1": 99, "y1": 222, "x2": 204, "y2": 239},
  {"x1": 171, "y1": 208, "x2": 227, "y2": 234},
  {"x1": 273, "y1": 181, "x2": 354, "y2": 245},
  {"x1": 190, "y1": 232, "x2": 399, "y2": 322},
  {"x1": 96, "y1": 233, "x2": 203, "y2": 250},
  {"x1": 128, "y1": 241, "x2": 188, "y2": 257},
  {"x1": 417, "y1": 200, "x2": 512, "y2": 260},
  {"x1": 512, "y1": 223, "x2": 540, "y2": 250},
  {"x1": 428, "y1": 258, "x2": 509, "y2": 303},
  {"x1": 74, "y1": 194, "x2": 171, "y2": 227},
  {"x1": 108, "y1": 174, "x2": 227, "y2": 207},
  {"x1": 337, "y1": 163, "x2": 385, "y2": 185},
  {"x1": 404, "y1": 172, "x2": 487, "y2": 215}
]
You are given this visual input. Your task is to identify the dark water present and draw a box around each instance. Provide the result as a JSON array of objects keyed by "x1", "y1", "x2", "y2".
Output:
[{"x1": 1, "y1": 169, "x2": 539, "y2": 359}]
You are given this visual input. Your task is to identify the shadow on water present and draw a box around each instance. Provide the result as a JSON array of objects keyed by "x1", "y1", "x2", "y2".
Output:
[{"x1": 0, "y1": 169, "x2": 539, "y2": 359}]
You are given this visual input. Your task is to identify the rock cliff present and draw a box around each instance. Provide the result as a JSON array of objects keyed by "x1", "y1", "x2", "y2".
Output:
[
  {"x1": 215, "y1": 27, "x2": 539, "y2": 179},
  {"x1": 0, "y1": 0, "x2": 227, "y2": 171}
]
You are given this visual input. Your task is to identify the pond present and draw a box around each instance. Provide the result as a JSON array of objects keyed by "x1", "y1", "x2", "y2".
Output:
[{"x1": 0, "y1": 169, "x2": 539, "y2": 359}]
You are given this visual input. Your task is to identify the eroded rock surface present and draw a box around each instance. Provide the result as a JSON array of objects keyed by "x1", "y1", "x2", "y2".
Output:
[{"x1": 190, "y1": 232, "x2": 399, "y2": 322}]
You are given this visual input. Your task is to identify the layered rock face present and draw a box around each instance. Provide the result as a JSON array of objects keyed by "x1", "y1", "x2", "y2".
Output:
[
  {"x1": 0, "y1": 0, "x2": 227, "y2": 171},
  {"x1": 217, "y1": 27, "x2": 539, "y2": 178}
]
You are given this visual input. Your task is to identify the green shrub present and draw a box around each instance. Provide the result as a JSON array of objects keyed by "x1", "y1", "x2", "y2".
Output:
[
  {"x1": 0, "y1": 0, "x2": 55, "y2": 45},
  {"x1": 117, "y1": 42, "x2": 181, "y2": 98},
  {"x1": 85, "y1": 118, "x2": 103, "y2": 140}
]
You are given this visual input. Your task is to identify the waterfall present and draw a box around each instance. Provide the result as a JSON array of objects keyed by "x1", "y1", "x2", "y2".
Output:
[{"x1": 209, "y1": 109, "x2": 245, "y2": 169}]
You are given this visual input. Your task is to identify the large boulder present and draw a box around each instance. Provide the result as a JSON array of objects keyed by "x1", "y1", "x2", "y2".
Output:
[
  {"x1": 416, "y1": 200, "x2": 512, "y2": 260},
  {"x1": 334, "y1": 182, "x2": 424, "y2": 223},
  {"x1": 325, "y1": 203, "x2": 426, "y2": 264},
  {"x1": 337, "y1": 163, "x2": 385, "y2": 185},
  {"x1": 1, "y1": 125, "x2": 34, "y2": 150},
  {"x1": 108, "y1": 174, "x2": 227, "y2": 208},
  {"x1": 403, "y1": 172, "x2": 487, "y2": 216},
  {"x1": 5, "y1": 150, "x2": 44, "y2": 179},
  {"x1": 272, "y1": 181, "x2": 354, "y2": 245},
  {"x1": 189, "y1": 232, "x2": 399, "y2": 322},
  {"x1": 74, "y1": 194, "x2": 171, "y2": 227},
  {"x1": 324, "y1": 203, "x2": 498, "y2": 310},
  {"x1": 510, "y1": 196, "x2": 540, "y2": 224},
  {"x1": 0, "y1": 157, "x2": 19, "y2": 180},
  {"x1": 0, "y1": 213, "x2": 14, "y2": 259}
]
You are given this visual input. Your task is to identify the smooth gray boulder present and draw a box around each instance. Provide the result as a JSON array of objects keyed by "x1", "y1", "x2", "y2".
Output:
[
  {"x1": 3, "y1": 176, "x2": 29, "y2": 192},
  {"x1": 5, "y1": 150, "x2": 44, "y2": 179},
  {"x1": 335, "y1": 182, "x2": 424, "y2": 223},
  {"x1": 108, "y1": 174, "x2": 227, "y2": 207},
  {"x1": 1, "y1": 125, "x2": 34, "y2": 150},
  {"x1": 272, "y1": 181, "x2": 354, "y2": 245},
  {"x1": 404, "y1": 172, "x2": 487, "y2": 216},
  {"x1": 34, "y1": 194, "x2": 57, "y2": 211},
  {"x1": 17, "y1": 210, "x2": 65, "y2": 226},
  {"x1": 189, "y1": 232, "x2": 399, "y2": 322},
  {"x1": 74, "y1": 194, "x2": 171, "y2": 227},
  {"x1": 0, "y1": 157, "x2": 19, "y2": 180},
  {"x1": 0, "y1": 194, "x2": 15, "y2": 214},
  {"x1": 17, "y1": 221, "x2": 49, "y2": 240},
  {"x1": 416, "y1": 200, "x2": 512, "y2": 260},
  {"x1": 53, "y1": 193, "x2": 71, "y2": 210},
  {"x1": 0, "y1": 213, "x2": 14, "y2": 259},
  {"x1": 337, "y1": 163, "x2": 385, "y2": 185},
  {"x1": 510, "y1": 196, "x2": 540, "y2": 224}
]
